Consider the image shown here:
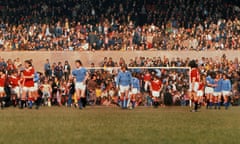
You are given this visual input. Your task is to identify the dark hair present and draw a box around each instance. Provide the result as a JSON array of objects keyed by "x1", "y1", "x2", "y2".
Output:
[
  {"x1": 211, "y1": 71, "x2": 217, "y2": 79},
  {"x1": 24, "y1": 60, "x2": 32, "y2": 66},
  {"x1": 91, "y1": 74, "x2": 96, "y2": 79},
  {"x1": 12, "y1": 69, "x2": 18, "y2": 74},
  {"x1": 223, "y1": 73, "x2": 228, "y2": 79},
  {"x1": 75, "y1": 60, "x2": 82, "y2": 65},
  {"x1": 131, "y1": 72, "x2": 135, "y2": 76},
  {"x1": 0, "y1": 69, "x2": 5, "y2": 74},
  {"x1": 188, "y1": 60, "x2": 197, "y2": 68},
  {"x1": 121, "y1": 64, "x2": 127, "y2": 70}
]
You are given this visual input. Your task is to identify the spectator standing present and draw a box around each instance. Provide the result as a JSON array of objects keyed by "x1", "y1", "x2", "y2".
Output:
[
  {"x1": 44, "y1": 59, "x2": 51, "y2": 79},
  {"x1": 67, "y1": 77, "x2": 75, "y2": 107},
  {"x1": 54, "y1": 62, "x2": 63, "y2": 80},
  {"x1": 63, "y1": 60, "x2": 71, "y2": 81},
  {"x1": 87, "y1": 75, "x2": 97, "y2": 105}
]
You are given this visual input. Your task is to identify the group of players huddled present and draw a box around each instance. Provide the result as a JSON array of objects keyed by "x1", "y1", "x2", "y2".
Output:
[
  {"x1": 0, "y1": 58, "x2": 234, "y2": 112},
  {"x1": 0, "y1": 60, "x2": 38, "y2": 109},
  {"x1": 0, "y1": 59, "x2": 88, "y2": 110},
  {"x1": 189, "y1": 60, "x2": 232, "y2": 112},
  {"x1": 117, "y1": 60, "x2": 233, "y2": 112},
  {"x1": 116, "y1": 65, "x2": 162, "y2": 109}
]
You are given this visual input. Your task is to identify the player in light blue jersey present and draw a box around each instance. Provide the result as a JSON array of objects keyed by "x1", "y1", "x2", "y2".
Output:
[
  {"x1": 213, "y1": 73, "x2": 222, "y2": 109},
  {"x1": 205, "y1": 71, "x2": 216, "y2": 109},
  {"x1": 221, "y1": 73, "x2": 232, "y2": 109},
  {"x1": 130, "y1": 73, "x2": 140, "y2": 109},
  {"x1": 116, "y1": 65, "x2": 132, "y2": 109},
  {"x1": 72, "y1": 60, "x2": 88, "y2": 109},
  {"x1": 33, "y1": 72, "x2": 41, "y2": 109}
]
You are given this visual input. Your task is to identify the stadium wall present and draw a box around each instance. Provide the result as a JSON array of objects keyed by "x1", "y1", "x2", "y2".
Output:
[{"x1": 0, "y1": 51, "x2": 238, "y2": 72}]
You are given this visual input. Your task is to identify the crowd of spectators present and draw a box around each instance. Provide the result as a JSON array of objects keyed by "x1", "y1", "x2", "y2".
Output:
[{"x1": 0, "y1": 0, "x2": 240, "y2": 51}]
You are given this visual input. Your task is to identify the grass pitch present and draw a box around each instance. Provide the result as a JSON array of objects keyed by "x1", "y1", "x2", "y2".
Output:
[{"x1": 0, "y1": 106, "x2": 240, "y2": 144}]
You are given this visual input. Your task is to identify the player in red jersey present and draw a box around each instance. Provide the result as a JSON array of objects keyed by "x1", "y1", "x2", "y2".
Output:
[
  {"x1": 9, "y1": 70, "x2": 21, "y2": 107},
  {"x1": 150, "y1": 74, "x2": 162, "y2": 108},
  {"x1": 189, "y1": 60, "x2": 200, "y2": 112},
  {"x1": 0, "y1": 70, "x2": 6, "y2": 109},
  {"x1": 196, "y1": 75, "x2": 205, "y2": 108},
  {"x1": 143, "y1": 70, "x2": 151, "y2": 92},
  {"x1": 21, "y1": 60, "x2": 35, "y2": 109}
]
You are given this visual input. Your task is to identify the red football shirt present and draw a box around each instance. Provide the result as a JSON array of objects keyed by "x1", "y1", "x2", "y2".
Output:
[
  {"x1": 198, "y1": 82, "x2": 204, "y2": 90},
  {"x1": 151, "y1": 80, "x2": 162, "y2": 91},
  {"x1": 10, "y1": 76, "x2": 20, "y2": 88},
  {"x1": 0, "y1": 75, "x2": 5, "y2": 87},
  {"x1": 23, "y1": 67, "x2": 34, "y2": 87},
  {"x1": 190, "y1": 68, "x2": 200, "y2": 82},
  {"x1": 144, "y1": 73, "x2": 151, "y2": 81}
]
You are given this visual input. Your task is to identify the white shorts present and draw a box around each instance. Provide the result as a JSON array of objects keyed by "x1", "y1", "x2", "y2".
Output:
[
  {"x1": 11, "y1": 87, "x2": 20, "y2": 94},
  {"x1": 108, "y1": 91, "x2": 115, "y2": 97},
  {"x1": 131, "y1": 88, "x2": 138, "y2": 94},
  {"x1": 152, "y1": 90, "x2": 160, "y2": 97},
  {"x1": 75, "y1": 82, "x2": 86, "y2": 91},
  {"x1": 0, "y1": 87, "x2": 4, "y2": 93},
  {"x1": 119, "y1": 85, "x2": 130, "y2": 93},
  {"x1": 42, "y1": 91, "x2": 51, "y2": 98},
  {"x1": 222, "y1": 91, "x2": 230, "y2": 96},
  {"x1": 23, "y1": 87, "x2": 35, "y2": 92},
  {"x1": 213, "y1": 92, "x2": 221, "y2": 97},
  {"x1": 30, "y1": 83, "x2": 38, "y2": 91},
  {"x1": 197, "y1": 90, "x2": 204, "y2": 97},
  {"x1": 205, "y1": 87, "x2": 214, "y2": 94},
  {"x1": 189, "y1": 82, "x2": 199, "y2": 92}
]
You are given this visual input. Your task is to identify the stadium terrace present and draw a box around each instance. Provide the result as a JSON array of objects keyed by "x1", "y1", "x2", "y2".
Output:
[{"x1": 0, "y1": 0, "x2": 239, "y2": 51}]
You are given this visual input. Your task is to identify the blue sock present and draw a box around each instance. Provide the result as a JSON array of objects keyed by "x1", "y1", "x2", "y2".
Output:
[
  {"x1": 125, "y1": 99, "x2": 128, "y2": 108},
  {"x1": 68, "y1": 94, "x2": 72, "y2": 106},
  {"x1": 123, "y1": 99, "x2": 127, "y2": 108},
  {"x1": 209, "y1": 102, "x2": 213, "y2": 108},
  {"x1": 29, "y1": 101, "x2": 32, "y2": 108},
  {"x1": 118, "y1": 100, "x2": 121, "y2": 107},
  {"x1": 132, "y1": 101, "x2": 136, "y2": 108},
  {"x1": 226, "y1": 102, "x2": 230, "y2": 109},
  {"x1": 120, "y1": 100, "x2": 124, "y2": 108},
  {"x1": 78, "y1": 99, "x2": 82, "y2": 109},
  {"x1": 127, "y1": 99, "x2": 130, "y2": 108}
]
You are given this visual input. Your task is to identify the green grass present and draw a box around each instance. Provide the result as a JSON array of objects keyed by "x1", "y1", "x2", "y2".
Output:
[{"x1": 0, "y1": 106, "x2": 240, "y2": 144}]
